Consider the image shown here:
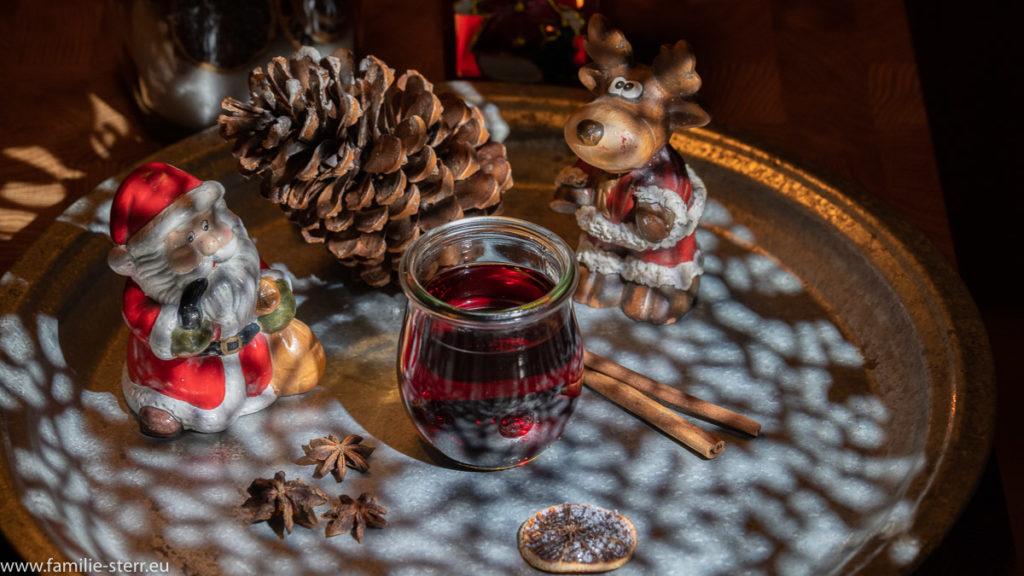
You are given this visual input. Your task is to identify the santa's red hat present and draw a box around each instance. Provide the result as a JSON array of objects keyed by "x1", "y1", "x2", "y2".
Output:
[{"x1": 110, "y1": 162, "x2": 218, "y2": 246}]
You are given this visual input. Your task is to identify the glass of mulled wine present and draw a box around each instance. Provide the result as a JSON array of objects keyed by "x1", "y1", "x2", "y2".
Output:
[{"x1": 397, "y1": 216, "x2": 583, "y2": 470}]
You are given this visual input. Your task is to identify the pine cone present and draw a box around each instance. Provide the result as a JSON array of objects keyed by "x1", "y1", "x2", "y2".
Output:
[{"x1": 218, "y1": 46, "x2": 512, "y2": 287}]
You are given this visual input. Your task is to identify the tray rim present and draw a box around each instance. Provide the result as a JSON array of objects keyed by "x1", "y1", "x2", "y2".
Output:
[{"x1": 0, "y1": 84, "x2": 996, "y2": 574}]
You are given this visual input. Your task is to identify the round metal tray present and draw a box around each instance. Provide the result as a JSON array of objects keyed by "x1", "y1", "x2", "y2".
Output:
[{"x1": 0, "y1": 83, "x2": 993, "y2": 574}]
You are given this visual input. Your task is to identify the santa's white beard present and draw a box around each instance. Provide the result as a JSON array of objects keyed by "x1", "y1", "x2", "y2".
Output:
[
  {"x1": 201, "y1": 236, "x2": 260, "y2": 336},
  {"x1": 131, "y1": 225, "x2": 261, "y2": 336}
]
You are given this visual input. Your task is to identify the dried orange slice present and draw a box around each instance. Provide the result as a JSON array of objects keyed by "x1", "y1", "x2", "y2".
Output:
[{"x1": 517, "y1": 503, "x2": 637, "y2": 573}]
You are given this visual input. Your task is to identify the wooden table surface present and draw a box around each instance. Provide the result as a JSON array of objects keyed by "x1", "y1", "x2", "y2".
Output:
[{"x1": 1, "y1": 0, "x2": 1019, "y2": 573}]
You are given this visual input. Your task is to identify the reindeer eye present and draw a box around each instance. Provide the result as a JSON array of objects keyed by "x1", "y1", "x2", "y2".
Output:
[
  {"x1": 608, "y1": 76, "x2": 643, "y2": 100},
  {"x1": 201, "y1": 220, "x2": 209, "y2": 231},
  {"x1": 621, "y1": 81, "x2": 643, "y2": 99},
  {"x1": 187, "y1": 232, "x2": 195, "y2": 243}
]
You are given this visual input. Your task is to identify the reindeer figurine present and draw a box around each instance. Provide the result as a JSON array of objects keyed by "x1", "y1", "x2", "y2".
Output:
[{"x1": 552, "y1": 14, "x2": 710, "y2": 324}]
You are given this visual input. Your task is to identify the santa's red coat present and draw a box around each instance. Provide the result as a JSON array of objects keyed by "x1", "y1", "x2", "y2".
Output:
[{"x1": 121, "y1": 279, "x2": 272, "y2": 410}]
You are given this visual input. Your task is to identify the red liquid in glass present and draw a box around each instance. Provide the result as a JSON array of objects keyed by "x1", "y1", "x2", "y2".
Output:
[{"x1": 398, "y1": 263, "x2": 583, "y2": 468}]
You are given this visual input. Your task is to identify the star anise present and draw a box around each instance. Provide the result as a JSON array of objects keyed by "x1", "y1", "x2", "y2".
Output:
[
  {"x1": 241, "y1": 471, "x2": 328, "y2": 538},
  {"x1": 299, "y1": 433, "x2": 375, "y2": 482},
  {"x1": 323, "y1": 492, "x2": 388, "y2": 542}
]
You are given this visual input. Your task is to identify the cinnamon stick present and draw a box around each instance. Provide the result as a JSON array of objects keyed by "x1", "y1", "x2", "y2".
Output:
[
  {"x1": 584, "y1": 369, "x2": 725, "y2": 459},
  {"x1": 584, "y1": 350, "x2": 761, "y2": 437}
]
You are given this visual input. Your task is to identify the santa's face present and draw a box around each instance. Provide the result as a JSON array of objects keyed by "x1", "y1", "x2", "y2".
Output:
[
  {"x1": 121, "y1": 196, "x2": 258, "y2": 312},
  {"x1": 163, "y1": 208, "x2": 234, "y2": 274}
]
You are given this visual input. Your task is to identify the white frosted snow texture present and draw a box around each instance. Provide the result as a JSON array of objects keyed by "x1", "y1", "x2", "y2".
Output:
[{"x1": 0, "y1": 198, "x2": 928, "y2": 575}]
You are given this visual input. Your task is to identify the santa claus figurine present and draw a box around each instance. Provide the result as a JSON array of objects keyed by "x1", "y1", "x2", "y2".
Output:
[{"x1": 108, "y1": 162, "x2": 325, "y2": 438}]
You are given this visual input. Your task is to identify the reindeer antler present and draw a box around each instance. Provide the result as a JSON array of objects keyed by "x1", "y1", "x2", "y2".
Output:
[
  {"x1": 653, "y1": 40, "x2": 702, "y2": 97},
  {"x1": 578, "y1": 15, "x2": 633, "y2": 91},
  {"x1": 583, "y1": 14, "x2": 632, "y2": 67}
]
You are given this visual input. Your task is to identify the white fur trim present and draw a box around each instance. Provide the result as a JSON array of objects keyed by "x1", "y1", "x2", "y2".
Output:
[
  {"x1": 685, "y1": 164, "x2": 708, "y2": 237},
  {"x1": 576, "y1": 235, "x2": 625, "y2": 275},
  {"x1": 621, "y1": 250, "x2": 704, "y2": 290},
  {"x1": 632, "y1": 184, "x2": 690, "y2": 246},
  {"x1": 574, "y1": 168, "x2": 707, "y2": 252},
  {"x1": 575, "y1": 206, "x2": 650, "y2": 252}
]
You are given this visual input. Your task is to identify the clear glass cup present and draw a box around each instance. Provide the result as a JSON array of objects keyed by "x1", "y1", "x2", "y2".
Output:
[{"x1": 397, "y1": 216, "x2": 583, "y2": 470}]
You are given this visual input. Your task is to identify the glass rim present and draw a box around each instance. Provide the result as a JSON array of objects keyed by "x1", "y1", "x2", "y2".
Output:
[{"x1": 397, "y1": 216, "x2": 578, "y2": 325}]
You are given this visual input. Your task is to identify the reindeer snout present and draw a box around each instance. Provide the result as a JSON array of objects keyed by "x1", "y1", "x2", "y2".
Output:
[{"x1": 575, "y1": 120, "x2": 604, "y2": 146}]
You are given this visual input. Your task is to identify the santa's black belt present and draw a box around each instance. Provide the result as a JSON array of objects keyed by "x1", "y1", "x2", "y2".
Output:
[{"x1": 201, "y1": 322, "x2": 260, "y2": 356}]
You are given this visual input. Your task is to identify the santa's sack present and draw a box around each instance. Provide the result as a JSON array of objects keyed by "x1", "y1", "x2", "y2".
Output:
[{"x1": 267, "y1": 318, "x2": 326, "y2": 397}]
